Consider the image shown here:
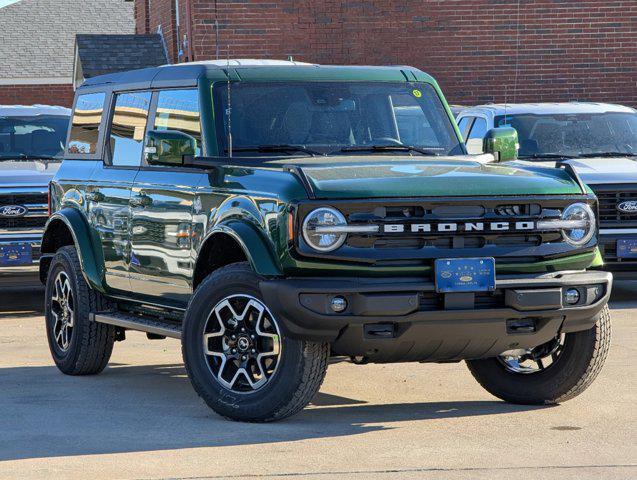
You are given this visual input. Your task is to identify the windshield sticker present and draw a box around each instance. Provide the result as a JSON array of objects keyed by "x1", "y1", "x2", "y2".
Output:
[{"x1": 412, "y1": 89, "x2": 422, "y2": 98}]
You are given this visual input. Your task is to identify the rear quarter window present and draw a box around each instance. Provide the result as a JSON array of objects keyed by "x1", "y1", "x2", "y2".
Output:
[{"x1": 67, "y1": 92, "x2": 106, "y2": 155}]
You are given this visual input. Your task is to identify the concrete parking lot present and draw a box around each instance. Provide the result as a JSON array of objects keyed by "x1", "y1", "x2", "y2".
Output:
[{"x1": 0, "y1": 284, "x2": 635, "y2": 480}]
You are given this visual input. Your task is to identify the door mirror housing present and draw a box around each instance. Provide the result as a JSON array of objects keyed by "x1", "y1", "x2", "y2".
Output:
[
  {"x1": 145, "y1": 129, "x2": 196, "y2": 166},
  {"x1": 483, "y1": 126, "x2": 518, "y2": 162}
]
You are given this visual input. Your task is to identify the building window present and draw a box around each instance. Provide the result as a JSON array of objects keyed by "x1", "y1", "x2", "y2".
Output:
[
  {"x1": 109, "y1": 91, "x2": 152, "y2": 166},
  {"x1": 67, "y1": 92, "x2": 106, "y2": 155}
]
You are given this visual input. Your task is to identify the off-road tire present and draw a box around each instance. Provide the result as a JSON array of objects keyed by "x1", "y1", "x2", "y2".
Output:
[
  {"x1": 182, "y1": 262, "x2": 329, "y2": 422},
  {"x1": 466, "y1": 305, "x2": 611, "y2": 404},
  {"x1": 45, "y1": 245, "x2": 116, "y2": 375}
]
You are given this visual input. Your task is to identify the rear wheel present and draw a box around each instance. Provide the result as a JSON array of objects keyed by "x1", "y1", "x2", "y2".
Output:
[
  {"x1": 45, "y1": 246, "x2": 116, "y2": 375},
  {"x1": 182, "y1": 262, "x2": 329, "y2": 422},
  {"x1": 467, "y1": 306, "x2": 611, "y2": 404}
]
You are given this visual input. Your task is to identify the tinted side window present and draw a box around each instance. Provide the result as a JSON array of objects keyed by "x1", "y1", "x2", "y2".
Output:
[
  {"x1": 153, "y1": 89, "x2": 202, "y2": 156},
  {"x1": 67, "y1": 92, "x2": 106, "y2": 154},
  {"x1": 109, "y1": 91, "x2": 152, "y2": 166},
  {"x1": 466, "y1": 117, "x2": 488, "y2": 154},
  {"x1": 457, "y1": 117, "x2": 473, "y2": 140}
]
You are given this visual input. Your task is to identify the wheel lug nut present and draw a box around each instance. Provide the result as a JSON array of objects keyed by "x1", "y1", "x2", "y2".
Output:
[
  {"x1": 231, "y1": 335, "x2": 236, "y2": 339},
  {"x1": 251, "y1": 349, "x2": 256, "y2": 354},
  {"x1": 232, "y1": 348, "x2": 237, "y2": 354},
  {"x1": 250, "y1": 335, "x2": 255, "y2": 339},
  {"x1": 241, "y1": 328, "x2": 245, "y2": 332},
  {"x1": 242, "y1": 355, "x2": 247, "y2": 361}
]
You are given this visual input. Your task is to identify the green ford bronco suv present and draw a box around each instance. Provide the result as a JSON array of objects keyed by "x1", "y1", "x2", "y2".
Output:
[{"x1": 40, "y1": 60, "x2": 612, "y2": 422}]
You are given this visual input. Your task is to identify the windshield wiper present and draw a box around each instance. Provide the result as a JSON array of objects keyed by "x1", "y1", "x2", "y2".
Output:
[
  {"x1": 226, "y1": 144, "x2": 320, "y2": 157},
  {"x1": 0, "y1": 153, "x2": 59, "y2": 161},
  {"x1": 518, "y1": 153, "x2": 572, "y2": 160},
  {"x1": 568, "y1": 152, "x2": 637, "y2": 158},
  {"x1": 340, "y1": 144, "x2": 441, "y2": 156}
]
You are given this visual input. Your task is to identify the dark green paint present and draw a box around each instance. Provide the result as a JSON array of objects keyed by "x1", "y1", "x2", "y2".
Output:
[
  {"x1": 44, "y1": 63, "x2": 602, "y2": 310},
  {"x1": 484, "y1": 126, "x2": 519, "y2": 162},
  {"x1": 43, "y1": 209, "x2": 107, "y2": 292},
  {"x1": 287, "y1": 157, "x2": 583, "y2": 198}
]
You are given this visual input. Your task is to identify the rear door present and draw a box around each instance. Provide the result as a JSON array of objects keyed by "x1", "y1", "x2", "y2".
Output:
[
  {"x1": 129, "y1": 88, "x2": 205, "y2": 305},
  {"x1": 87, "y1": 90, "x2": 152, "y2": 293}
]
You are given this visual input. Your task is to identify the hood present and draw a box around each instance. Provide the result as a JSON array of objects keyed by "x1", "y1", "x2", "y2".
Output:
[
  {"x1": 0, "y1": 160, "x2": 61, "y2": 187},
  {"x1": 289, "y1": 156, "x2": 583, "y2": 199},
  {"x1": 515, "y1": 156, "x2": 637, "y2": 185}
]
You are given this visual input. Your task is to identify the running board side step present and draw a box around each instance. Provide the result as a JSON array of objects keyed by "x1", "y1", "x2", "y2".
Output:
[{"x1": 90, "y1": 312, "x2": 182, "y2": 339}]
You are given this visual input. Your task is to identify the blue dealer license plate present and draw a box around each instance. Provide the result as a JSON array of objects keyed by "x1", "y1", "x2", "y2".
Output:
[
  {"x1": 0, "y1": 244, "x2": 32, "y2": 266},
  {"x1": 617, "y1": 239, "x2": 637, "y2": 258},
  {"x1": 435, "y1": 257, "x2": 496, "y2": 293}
]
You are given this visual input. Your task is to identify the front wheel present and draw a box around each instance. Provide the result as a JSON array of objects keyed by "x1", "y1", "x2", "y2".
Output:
[
  {"x1": 45, "y1": 246, "x2": 116, "y2": 375},
  {"x1": 182, "y1": 262, "x2": 329, "y2": 422},
  {"x1": 467, "y1": 305, "x2": 611, "y2": 405}
]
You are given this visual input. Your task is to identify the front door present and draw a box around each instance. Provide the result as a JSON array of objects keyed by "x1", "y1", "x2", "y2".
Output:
[
  {"x1": 129, "y1": 88, "x2": 204, "y2": 306},
  {"x1": 88, "y1": 164, "x2": 137, "y2": 293},
  {"x1": 88, "y1": 90, "x2": 152, "y2": 293}
]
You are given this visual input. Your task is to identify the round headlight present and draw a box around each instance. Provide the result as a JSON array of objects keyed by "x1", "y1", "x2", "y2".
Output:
[
  {"x1": 561, "y1": 203, "x2": 595, "y2": 246},
  {"x1": 302, "y1": 207, "x2": 347, "y2": 252}
]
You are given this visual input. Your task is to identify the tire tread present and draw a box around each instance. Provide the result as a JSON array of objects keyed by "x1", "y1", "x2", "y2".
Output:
[
  {"x1": 183, "y1": 262, "x2": 329, "y2": 422},
  {"x1": 467, "y1": 305, "x2": 612, "y2": 405},
  {"x1": 47, "y1": 246, "x2": 116, "y2": 375}
]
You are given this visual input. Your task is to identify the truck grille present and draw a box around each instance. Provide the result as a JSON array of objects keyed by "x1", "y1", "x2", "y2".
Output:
[
  {"x1": 341, "y1": 201, "x2": 562, "y2": 250},
  {"x1": 132, "y1": 219, "x2": 165, "y2": 244},
  {"x1": 589, "y1": 185, "x2": 637, "y2": 228},
  {"x1": 0, "y1": 192, "x2": 48, "y2": 233},
  {"x1": 296, "y1": 196, "x2": 595, "y2": 265}
]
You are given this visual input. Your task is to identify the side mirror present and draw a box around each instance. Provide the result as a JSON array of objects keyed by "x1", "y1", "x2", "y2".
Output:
[
  {"x1": 483, "y1": 126, "x2": 519, "y2": 162},
  {"x1": 145, "y1": 129, "x2": 196, "y2": 166}
]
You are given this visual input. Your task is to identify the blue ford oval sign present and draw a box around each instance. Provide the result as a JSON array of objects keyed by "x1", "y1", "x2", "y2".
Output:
[
  {"x1": 0, "y1": 205, "x2": 28, "y2": 217},
  {"x1": 617, "y1": 201, "x2": 637, "y2": 214}
]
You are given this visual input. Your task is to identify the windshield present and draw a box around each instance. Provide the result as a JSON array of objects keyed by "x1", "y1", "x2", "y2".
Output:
[
  {"x1": 495, "y1": 111, "x2": 637, "y2": 159},
  {"x1": 213, "y1": 82, "x2": 463, "y2": 156},
  {"x1": 0, "y1": 115, "x2": 69, "y2": 159}
]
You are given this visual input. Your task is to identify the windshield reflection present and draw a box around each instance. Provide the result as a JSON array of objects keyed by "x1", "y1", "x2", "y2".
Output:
[
  {"x1": 0, "y1": 115, "x2": 69, "y2": 159},
  {"x1": 213, "y1": 82, "x2": 463, "y2": 157},
  {"x1": 496, "y1": 112, "x2": 637, "y2": 159}
]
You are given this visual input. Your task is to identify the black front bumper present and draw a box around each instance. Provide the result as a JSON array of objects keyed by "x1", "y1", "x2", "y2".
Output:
[
  {"x1": 259, "y1": 270, "x2": 612, "y2": 363},
  {"x1": 599, "y1": 232, "x2": 637, "y2": 277}
]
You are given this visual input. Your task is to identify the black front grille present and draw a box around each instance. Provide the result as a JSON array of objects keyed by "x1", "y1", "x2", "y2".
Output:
[
  {"x1": 132, "y1": 219, "x2": 165, "y2": 244},
  {"x1": 0, "y1": 192, "x2": 48, "y2": 231},
  {"x1": 0, "y1": 216, "x2": 47, "y2": 229},
  {"x1": 0, "y1": 193, "x2": 47, "y2": 206},
  {"x1": 590, "y1": 185, "x2": 637, "y2": 227},
  {"x1": 296, "y1": 197, "x2": 594, "y2": 265},
  {"x1": 342, "y1": 200, "x2": 563, "y2": 251}
]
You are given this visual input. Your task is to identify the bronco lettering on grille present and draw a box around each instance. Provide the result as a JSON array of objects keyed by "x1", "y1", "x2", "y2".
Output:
[{"x1": 383, "y1": 221, "x2": 536, "y2": 233}]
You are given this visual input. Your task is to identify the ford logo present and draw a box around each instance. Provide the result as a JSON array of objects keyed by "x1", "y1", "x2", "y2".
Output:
[
  {"x1": 617, "y1": 201, "x2": 637, "y2": 214},
  {"x1": 0, "y1": 205, "x2": 28, "y2": 217}
]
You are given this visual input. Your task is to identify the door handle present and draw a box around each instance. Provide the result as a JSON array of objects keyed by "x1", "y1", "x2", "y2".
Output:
[
  {"x1": 130, "y1": 194, "x2": 153, "y2": 208},
  {"x1": 86, "y1": 191, "x2": 104, "y2": 202}
]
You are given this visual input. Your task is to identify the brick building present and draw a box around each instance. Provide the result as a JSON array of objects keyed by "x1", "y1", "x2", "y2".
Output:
[
  {"x1": 0, "y1": 0, "x2": 135, "y2": 107},
  {"x1": 135, "y1": 0, "x2": 637, "y2": 106}
]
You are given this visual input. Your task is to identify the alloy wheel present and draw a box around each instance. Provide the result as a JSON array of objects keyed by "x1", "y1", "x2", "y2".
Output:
[
  {"x1": 498, "y1": 334, "x2": 566, "y2": 374},
  {"x1": 50, "y1": 271, "x2": 75, "y2": 351},
  {"x1": 203, "y1": 294, "x2": 282, "y2": 393}
]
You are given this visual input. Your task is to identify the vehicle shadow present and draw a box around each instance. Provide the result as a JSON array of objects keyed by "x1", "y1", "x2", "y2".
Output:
[
  {"x1": 0, "y1": 362, "x2": 547, "y2": 462},
  {"x1": 609, "y1": 280, "x2": 637, "y2": 310},
  {"x1": 0, "y1": 286, "x2": 44, "y2": 317}
]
